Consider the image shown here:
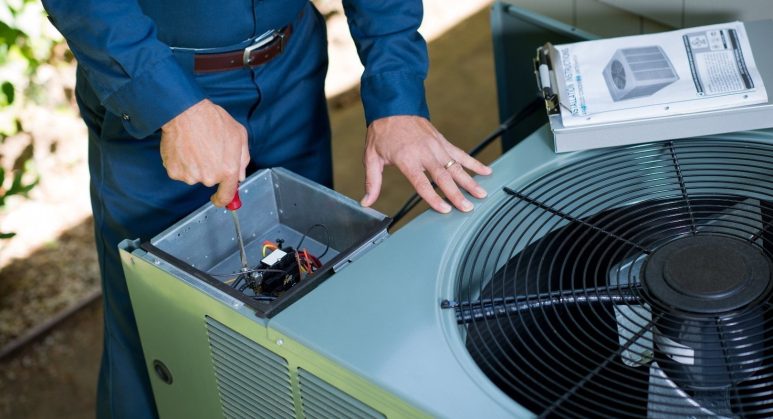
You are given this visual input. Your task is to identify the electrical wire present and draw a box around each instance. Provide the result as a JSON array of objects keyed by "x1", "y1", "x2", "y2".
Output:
[
  {"x1": 390, "y1": 99, "x2": 543, "y2": 227},
  {"x1": 220, "y1": 224, "x2": 333, "y2": 292},
  {"x1": 297, "y1": 223, "x2": 332, "y2": 258},
  {"x1": 302, "y1": 249, "x2": 314, "y2": 272},
  {"x1": 261, "y1": 241, "x2": 277, "y2": 257},
  {"x1": 210, "y1": 268, "x2": 288, "y2": 277},
  {"x1": 211, "y1": 268, "x2": 289, "y2": 289}
]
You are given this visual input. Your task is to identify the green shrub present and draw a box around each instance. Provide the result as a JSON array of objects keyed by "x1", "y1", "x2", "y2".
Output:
[{"x1": 0, "y1": 0, "x2": 61, "y2": 238}]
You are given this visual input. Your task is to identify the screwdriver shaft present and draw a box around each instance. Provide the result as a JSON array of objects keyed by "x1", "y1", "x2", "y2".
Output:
[{"x1": 230, "y1": 210, "x2": 249, "y2": 271}]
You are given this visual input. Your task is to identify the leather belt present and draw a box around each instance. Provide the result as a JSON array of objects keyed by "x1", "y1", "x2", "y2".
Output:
[{"x1": 193, "y1": 25, "x2": 293, "y2": 73}]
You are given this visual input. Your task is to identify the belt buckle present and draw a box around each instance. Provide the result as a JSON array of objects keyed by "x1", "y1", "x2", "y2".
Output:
[{"x1": 243, "y1": 29, "x2": 283, "y2": 67}]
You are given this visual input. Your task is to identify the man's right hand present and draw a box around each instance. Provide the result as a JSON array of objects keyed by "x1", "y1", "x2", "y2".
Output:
[{"x1": 160, "y1": 99, "x2": 250, "y2": 207}]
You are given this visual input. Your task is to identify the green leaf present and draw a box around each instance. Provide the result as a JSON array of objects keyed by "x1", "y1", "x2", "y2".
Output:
[
  {"x1": 11, "y1": 142, "x2": 32, "y2": 171},
  {"x1": 1, "y1": 81, "x2": 14, "y2": 105},
  {"x1": 0, "y1": 232, "x2": 16, "y2": 239},
  {"x1": 8, "y1": 168, "x2": 23, "y2": 194},
  {"x1": 0, "y1": 166, "x2": 4, "y2": 187},
  {"x1": 0, "y1": 21, "x2": 20, "y2": 45},
  {"x1": 18, "y1": 176, "x2": 38, "y2": 195},
  {"x1": 7, "y1": 168, "x2": 38, "y2": 197}
]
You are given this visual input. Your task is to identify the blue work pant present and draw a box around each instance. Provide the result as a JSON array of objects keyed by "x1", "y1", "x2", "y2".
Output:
[{"x1": 75, "y1": 4, "x2": 331, "y2": 418}]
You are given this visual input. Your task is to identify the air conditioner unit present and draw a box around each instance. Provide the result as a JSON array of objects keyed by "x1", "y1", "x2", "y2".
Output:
[
  {"x1": 119, "y1": 4, "x2": 773, "y2": 418},
  {"x1": 602, "y1": 46, "x2": 679, "y2": 101},
  {"x1": 120, "y1": 124, "x2": 773, "y2": 418}
]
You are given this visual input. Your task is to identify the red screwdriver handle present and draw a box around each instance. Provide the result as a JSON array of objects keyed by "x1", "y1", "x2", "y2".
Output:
[{"x1": 226, "y1": 189, "x2": 242, "y2": 211}]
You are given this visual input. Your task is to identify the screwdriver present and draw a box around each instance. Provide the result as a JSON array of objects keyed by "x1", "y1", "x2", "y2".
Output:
[{"x1": 226, "y1": 190, "x2": 249, "y2": 272}]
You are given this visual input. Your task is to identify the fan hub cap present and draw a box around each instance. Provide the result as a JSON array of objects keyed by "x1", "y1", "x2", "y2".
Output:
[{"x1": 643, "y1": 235, "x2": 771, "y2": 314}]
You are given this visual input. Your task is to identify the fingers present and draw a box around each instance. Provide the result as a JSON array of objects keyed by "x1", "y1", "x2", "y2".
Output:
[
  {"x1": 421, "y1": 136, "x2": 487, "y2": 211},
  {"x1": 426, "y1": 133, "x2": 492, "y2": 204},
  {"x1": 159, "y1": 100, "x2": 251, "y2": 203},
  {"x1": 398, "y1": 161, "x2": 452, "y2": 213},
  {"x1": 361, "y1": 151, "x2": 384, "y2": 207},
  {"x1": 239, "y1": 131, "x2": 250, "y2": 182},
  {"x1": 430, "y1": 163, "x2": 474, "y2": 212},
  {"x1": 211, "y1": 176, "x2": 239, "y2": 208},
  {"x1": 364, "y1": 115, "x2": 495, "y2": 214},
  {"x1": 446, "y1": 142, "x2": 492, "y2": 176},
  {"x1": 426, "y1": 159, "x2": 475, "y2": 212},
  {"x1": 446, "y1": 162, "x2": 487, "y2": 199}
]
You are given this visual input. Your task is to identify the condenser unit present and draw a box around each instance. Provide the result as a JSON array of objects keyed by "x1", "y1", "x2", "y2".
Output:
[
  {"x1": 602, "y1": 46, "x2": 679, "y2": 101},
  {"x1": 119, "y1": 3, "x2": 773, "y2": 418}
]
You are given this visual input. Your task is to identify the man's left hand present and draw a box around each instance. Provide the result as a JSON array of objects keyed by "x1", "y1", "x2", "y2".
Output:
[{"x1": 360, "y1": 115, "x2": 492, "y2": 214}]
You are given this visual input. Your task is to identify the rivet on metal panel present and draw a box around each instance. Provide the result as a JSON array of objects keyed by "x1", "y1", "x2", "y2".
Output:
[{"x1": 276, "y1": 338, "x2": 284, "y2": 346}]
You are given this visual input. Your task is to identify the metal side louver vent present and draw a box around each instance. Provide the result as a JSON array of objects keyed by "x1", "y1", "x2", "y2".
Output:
[
  {"x1": 205, "y1": 317, "x2": 295, "y2": 419},
  {"x1": 298, "y1": 368, "x2": 385, "y2": 419}
]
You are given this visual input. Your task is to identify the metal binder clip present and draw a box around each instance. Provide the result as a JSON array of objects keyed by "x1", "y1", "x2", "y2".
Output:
[{"x1": 534, "y1": 43, "x2": 559, "y2": 114}]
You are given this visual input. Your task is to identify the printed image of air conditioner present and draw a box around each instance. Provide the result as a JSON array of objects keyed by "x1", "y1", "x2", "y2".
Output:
[{"x1": 602, "y1": 46, "x2": 679, "y2": 101}]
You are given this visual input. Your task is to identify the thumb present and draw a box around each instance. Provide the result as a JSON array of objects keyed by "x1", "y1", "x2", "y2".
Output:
[
  {"x1": 361, "y1": 154, "x2": 384, "y2": 207},
  {"x1": 211, "y1": 177, "x2": 239, "y2": 208},
  {"x1": 239, "y1": 139, "x2": 250, "y2": 182}
]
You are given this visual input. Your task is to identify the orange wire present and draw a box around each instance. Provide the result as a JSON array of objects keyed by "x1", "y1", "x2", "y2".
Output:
[
  {"x1": 261, "y1": 242, "x2": 278, "y2": 257},
  {"x1": 303, "y1": 249, "x2": 313, "y2": 273}
]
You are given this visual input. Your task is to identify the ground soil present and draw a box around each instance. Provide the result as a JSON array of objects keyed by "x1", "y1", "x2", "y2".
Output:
[{"x1": 0, "y1": 6, "x2": 498, "y2": 418}]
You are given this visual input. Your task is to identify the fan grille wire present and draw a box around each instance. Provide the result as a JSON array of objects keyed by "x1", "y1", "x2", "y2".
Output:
[{"x1": 447, "y1": 139, "x2": 773, "y2": 418}]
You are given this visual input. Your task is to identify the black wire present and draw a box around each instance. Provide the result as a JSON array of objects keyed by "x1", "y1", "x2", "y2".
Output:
[
  {"x1": 209, "y1": 268, "x2": 288, "y2": 289},
  {"x1": 390, "y1": 98, "x2": 543, "y2": 227},
  {"x1": 210, "y1": 268, "x2": 289, "y2": 278},
  {"x1": 219, "y1": 223, "x2": 333, "y2": 290},
  {"x1": 296, "y1": 223, "x2": 332, "y2": 258}
]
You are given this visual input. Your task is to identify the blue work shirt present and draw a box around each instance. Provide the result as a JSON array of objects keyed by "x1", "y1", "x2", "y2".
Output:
[{"x1": 42, "y1": 0, "x2": 430, "y2": 139}]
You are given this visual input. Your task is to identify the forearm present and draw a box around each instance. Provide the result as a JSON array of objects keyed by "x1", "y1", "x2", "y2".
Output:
[
  {"x1": 342, "y1": 0, "x2": 430, "y2": 124},
  {"x1": 43, "y1": 0, "x2": 205, "y2": 138}
]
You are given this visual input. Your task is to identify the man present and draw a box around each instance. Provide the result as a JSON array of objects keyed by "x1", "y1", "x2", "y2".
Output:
[{"x1": 42, "y1": 0, "x2": 490, "y2": 417}]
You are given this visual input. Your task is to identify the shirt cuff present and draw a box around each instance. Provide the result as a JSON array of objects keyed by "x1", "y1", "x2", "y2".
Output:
[
  {"x1": 360, "y1": 71, "x2": 430, "y2": 125},
  {"x1": 102, "y1": 54, "x2": 206, "y2": 139}
]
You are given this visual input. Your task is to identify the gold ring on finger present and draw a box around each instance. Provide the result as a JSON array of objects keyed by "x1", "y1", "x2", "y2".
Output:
[{"x1": 444, "y1": 159, "x2": 457, "y2": 169}]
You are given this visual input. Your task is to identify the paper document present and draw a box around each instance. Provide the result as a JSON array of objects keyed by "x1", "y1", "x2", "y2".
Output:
[{"x1": 554, "y1": 22, "x2": 767, "y2": 127}]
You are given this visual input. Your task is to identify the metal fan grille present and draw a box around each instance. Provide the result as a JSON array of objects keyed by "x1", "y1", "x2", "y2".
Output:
[
  {"x1": 611, "y1": 59, "x2": 626, "y2": 89},
  {"x1": 446, "y1": 138, "x2": 773, "y2": 418}
]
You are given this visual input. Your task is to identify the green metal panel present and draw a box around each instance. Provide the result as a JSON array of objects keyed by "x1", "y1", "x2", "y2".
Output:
[
  {"x1": 121, "y1": 242, "x2": 427, "y2": 419},
  {"x1": 122, "y1": 245, "x2": 225, "y2": 419},
  {"x1": 206, "y1": 317, "x2": 295, "y2": 418},
  {"x1": 298, "y1": 368, "x2": 386, "y2": 419}
]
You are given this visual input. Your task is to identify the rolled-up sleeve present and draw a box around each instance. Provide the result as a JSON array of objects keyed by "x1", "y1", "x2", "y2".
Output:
[
  {"x1": 42, "y1": 0, "x2": 205, "y2": 138},
  {"x1": 343, "y1": 0, "x2": 430, "y2": 125}
]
